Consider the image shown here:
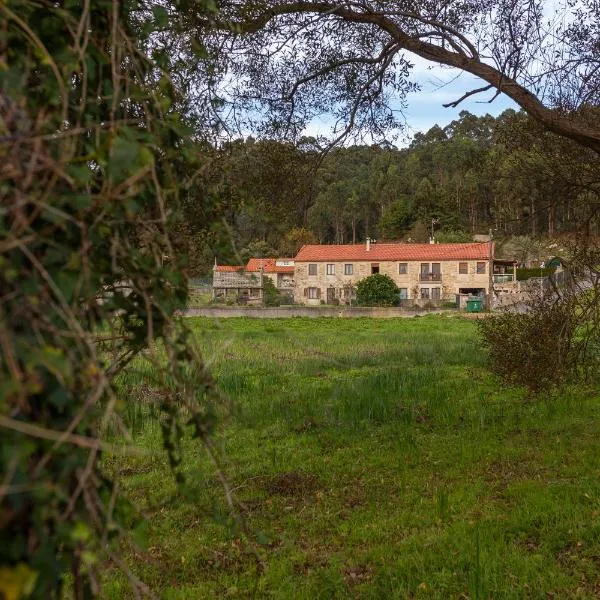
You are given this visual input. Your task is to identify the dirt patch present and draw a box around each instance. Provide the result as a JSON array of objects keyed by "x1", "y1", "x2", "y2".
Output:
[
  {"x1": 483, "y1": 456, "x2": 549, "y2": 492},
  {"x1": 514, "y1": 535, "x2": 541, "y2": 553},
  {"x1": 262, "y1": 471, "x2": 321, "y2": 497},
  {"x1": 343, "y1": 564, "x2": 375, "y2": 587},
  {"x1": 292, "y1": 417, "x2": 320, "y2": 433},
  {"x1": 293, "y1": 554, "x2": 330, "y2": 575}
]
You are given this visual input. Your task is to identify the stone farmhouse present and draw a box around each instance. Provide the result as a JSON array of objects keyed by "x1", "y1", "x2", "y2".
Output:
[{"x1": 293, "y1": 240, "x2": 495, "y2": 305}]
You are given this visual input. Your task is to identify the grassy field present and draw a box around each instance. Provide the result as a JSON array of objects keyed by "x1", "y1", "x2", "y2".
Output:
[{"x1": 105, "y1": 316, "x2": 600, "y2": 599}]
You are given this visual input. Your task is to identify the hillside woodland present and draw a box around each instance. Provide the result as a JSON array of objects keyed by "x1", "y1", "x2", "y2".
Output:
[{"x1": 178, "y1": 109, "x2": 600, "y2": 275}]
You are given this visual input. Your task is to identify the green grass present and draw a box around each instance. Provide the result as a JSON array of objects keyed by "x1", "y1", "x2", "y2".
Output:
[
  {"x1": 187, "y1": 288, "x2": 213, "y2": 307},
  {"x1": 105, "y1": 315, "x2": 600, "y2": 599}
]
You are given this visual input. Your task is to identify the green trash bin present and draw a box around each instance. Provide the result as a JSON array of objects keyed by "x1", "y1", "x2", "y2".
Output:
[{"x1": 466, "y1": 297, "x2": 483, "y2": 313}]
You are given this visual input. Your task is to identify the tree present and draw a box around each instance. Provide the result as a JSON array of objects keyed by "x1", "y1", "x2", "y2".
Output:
[
  {"x1": 279, "y1": 227, "x2": 318, "y2": 256},
  {"x1": 240, "y1": 240, "x2": 279, "y2": 263},
  {"x1": 198, "y1": 1, "x2": 600, "y2": 153},
  {"x1": 356, "y1": 274, "x2": 400, "y2": 306},
  {"x1": 378, "y1": 197, "x2": 413, "y2": 240}
]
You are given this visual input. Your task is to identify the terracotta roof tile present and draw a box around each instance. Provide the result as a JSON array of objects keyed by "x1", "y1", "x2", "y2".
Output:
[
  {"x1": 295, "y1": 242, "x2": 493, "y2": 262},
  {"x1": 245, "y1": 258, "x2": 295, "y2": 273},
  {"x1": 215, "y1": 265, "x2": 244, "y2": 272}
]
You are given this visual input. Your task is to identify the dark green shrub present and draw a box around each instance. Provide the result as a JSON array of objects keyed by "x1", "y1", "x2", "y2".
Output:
[{"x1": 356, "y1": 274, "x2": 400, "y2": 306}]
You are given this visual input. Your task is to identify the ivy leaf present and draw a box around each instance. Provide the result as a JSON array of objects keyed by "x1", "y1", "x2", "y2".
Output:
[
  {"x1": 152, "y1": 6, "x2": 168, "y2": 27},
  {"x1": 0, "y1": 564, "x2": 38, "y2": 600}
]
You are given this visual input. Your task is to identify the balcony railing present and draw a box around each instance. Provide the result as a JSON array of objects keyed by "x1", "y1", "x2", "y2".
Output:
[
  {"x1": 419, "y1": 273, "x2": 442, "y2": 282},
  {"x1": 277, "y1": 279, "x2": 294, "y2": 289},
  {"x1": 493, "y1": 274, "x2": 515, "y2": 284}
]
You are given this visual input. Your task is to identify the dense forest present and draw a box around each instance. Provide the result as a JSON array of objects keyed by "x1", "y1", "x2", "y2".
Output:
[{"x1": 178, "y1": 108, "x2": 600, "y2": 275}]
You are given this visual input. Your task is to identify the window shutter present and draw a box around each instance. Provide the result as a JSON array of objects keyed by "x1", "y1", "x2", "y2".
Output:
[
  {"x1": 316, "y1": 288, "x2": 321, "y2": 299},
  {"x1": 303, "y1": 287, "x2": 308, "y2": 297}
]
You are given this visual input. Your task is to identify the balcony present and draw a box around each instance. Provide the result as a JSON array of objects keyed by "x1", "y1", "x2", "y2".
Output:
[
  {"x1": 493, "y1": 274, "x2": 515, "y2": 284},
  {"x1": 419, "y1": 272, "x2": 442, "y2": 282}
]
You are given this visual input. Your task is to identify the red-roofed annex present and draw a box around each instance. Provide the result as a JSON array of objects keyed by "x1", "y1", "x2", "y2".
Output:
[
  {"x1": 212, "y1": 257, "x2": 295, "y2": 303},
  {"x1": 245, "y1": 258, "x2": 295, "y2": 273}
]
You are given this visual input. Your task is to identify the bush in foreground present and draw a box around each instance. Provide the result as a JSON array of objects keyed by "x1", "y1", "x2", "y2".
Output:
[{"x1": 356, "y1": 274, "x2": 400, "y2": 307}]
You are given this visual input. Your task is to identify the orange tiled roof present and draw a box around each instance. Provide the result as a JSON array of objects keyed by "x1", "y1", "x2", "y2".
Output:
[
  {"x1": 215, "y1": 265, "x2": 244, "y2": 272},
  {"x1": 245, "y1": 258, "x2": 295, "y2": 273},
  {"x1": 295, "y1": 242, "x2": 493, "y2": 262}
]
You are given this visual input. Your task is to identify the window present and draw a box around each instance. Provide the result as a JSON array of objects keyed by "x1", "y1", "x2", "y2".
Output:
[
  {"x1": 431, "y1": 287, "x2": 441, "y2": 300},
  {"x1": 326, "y1": 263, "x2": 335, "y2": 275},
  {"x1": 398, "y1": 263, "x2": 408, "y2": 274},
  {"x1": 308, "y1": 263, "x2": 317, "y2": 276},
  {"x1": 420, "y1": 263, "x2": 441, "y2": 281},
  {"x1": 420, "y1": 288, "x2": 430, "y2": 299},
  {"x1": 477, "y1": 262, "x2": 486, "y2": 274},
  {"x1": 371, "y1": 264, "x2": 379, "y2": 274},
  {"x1": 308, "y1": 287, "x2": 319, "y2": 299},
  {"x1": 459, "y1": 262, "x2": 468, "y2": 274},
  {"x1": 399, "y1": 288, "x2": 408, "y2": 300},
  {"x1": 344, "y1": 263, "x2": 353, "y2": 275}
]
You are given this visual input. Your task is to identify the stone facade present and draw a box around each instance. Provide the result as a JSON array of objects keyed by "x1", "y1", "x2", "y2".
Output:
[
  {"x1": 294, "y1": 259, "x2": 490, "y2": 305},
  {"x1": 212, "y1": 269, "x2": 263, "y2": 304}
]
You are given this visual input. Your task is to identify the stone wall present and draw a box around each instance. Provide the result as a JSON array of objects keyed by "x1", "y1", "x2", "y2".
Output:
[
  {"x1": 293, "y1": 260, "x2": 490, "y2": 304},
  {"x1": 181, "y1": 306, "x2": 446, "y2": 318}
]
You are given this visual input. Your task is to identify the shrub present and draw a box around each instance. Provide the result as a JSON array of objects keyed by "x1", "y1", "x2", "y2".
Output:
[
  {"x1": 263, "y1": 277, "x2": 281, "y2": 306},
  {"x1": 356, "y1": 274, "x2": 400, "y2": 306},
  {"x1": 479, "y1": 242, "x2": 600, "y2": 393},
  {"x1": 478, "y1": 293, "x2": 578, "y2": 391}
]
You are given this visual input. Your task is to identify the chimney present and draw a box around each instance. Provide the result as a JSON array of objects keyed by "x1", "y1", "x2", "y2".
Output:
[
  {"x1": 429, "y1": 237, "x2": 435, "y2": 244},
  {"x1": 366, "y1": 237, "x2": 371, "y2": 252}
]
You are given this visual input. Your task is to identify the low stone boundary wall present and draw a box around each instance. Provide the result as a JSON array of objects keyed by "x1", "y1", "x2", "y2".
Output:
[{"x1": 180, "y1": 306, "x2": 446, "y2": 319}]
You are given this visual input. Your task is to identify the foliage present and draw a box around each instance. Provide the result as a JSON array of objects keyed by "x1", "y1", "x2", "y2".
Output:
[
  {"x1": 0, "y1": 1, "x2": 226, "y2": 598},
  {"x1": 356, "y1": 274, "x2": 399, "y2": 306},
  {"x1": 279, "y1": 227, "x2": 318, "y2": 256},
  {"x1": 262, "y1": 277, "x2": 281, "y2": 307},
  {"x1": 378, "y1": 198, "x2": 413, "y2": 240},
  {"x1": 435, "y1": 229, "x2": 473, "y2": 243},
  {"x1": 516, "y1": 267, "x2": 556, "y2": 281},
  {"x1": 240, "y1": 240, "x2": 279, "y2": 264},
  {"x1": 478, "y1": 294, "x2": 578, "y2": 392},
  {"x1": 479, "y1": 242, "x2": 600, "y2": 392}
]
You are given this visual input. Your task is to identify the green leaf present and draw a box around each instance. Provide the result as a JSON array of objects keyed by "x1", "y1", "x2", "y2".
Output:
[{"x1": 152, "y1": 6, "x2": 169, "y2": 27}]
